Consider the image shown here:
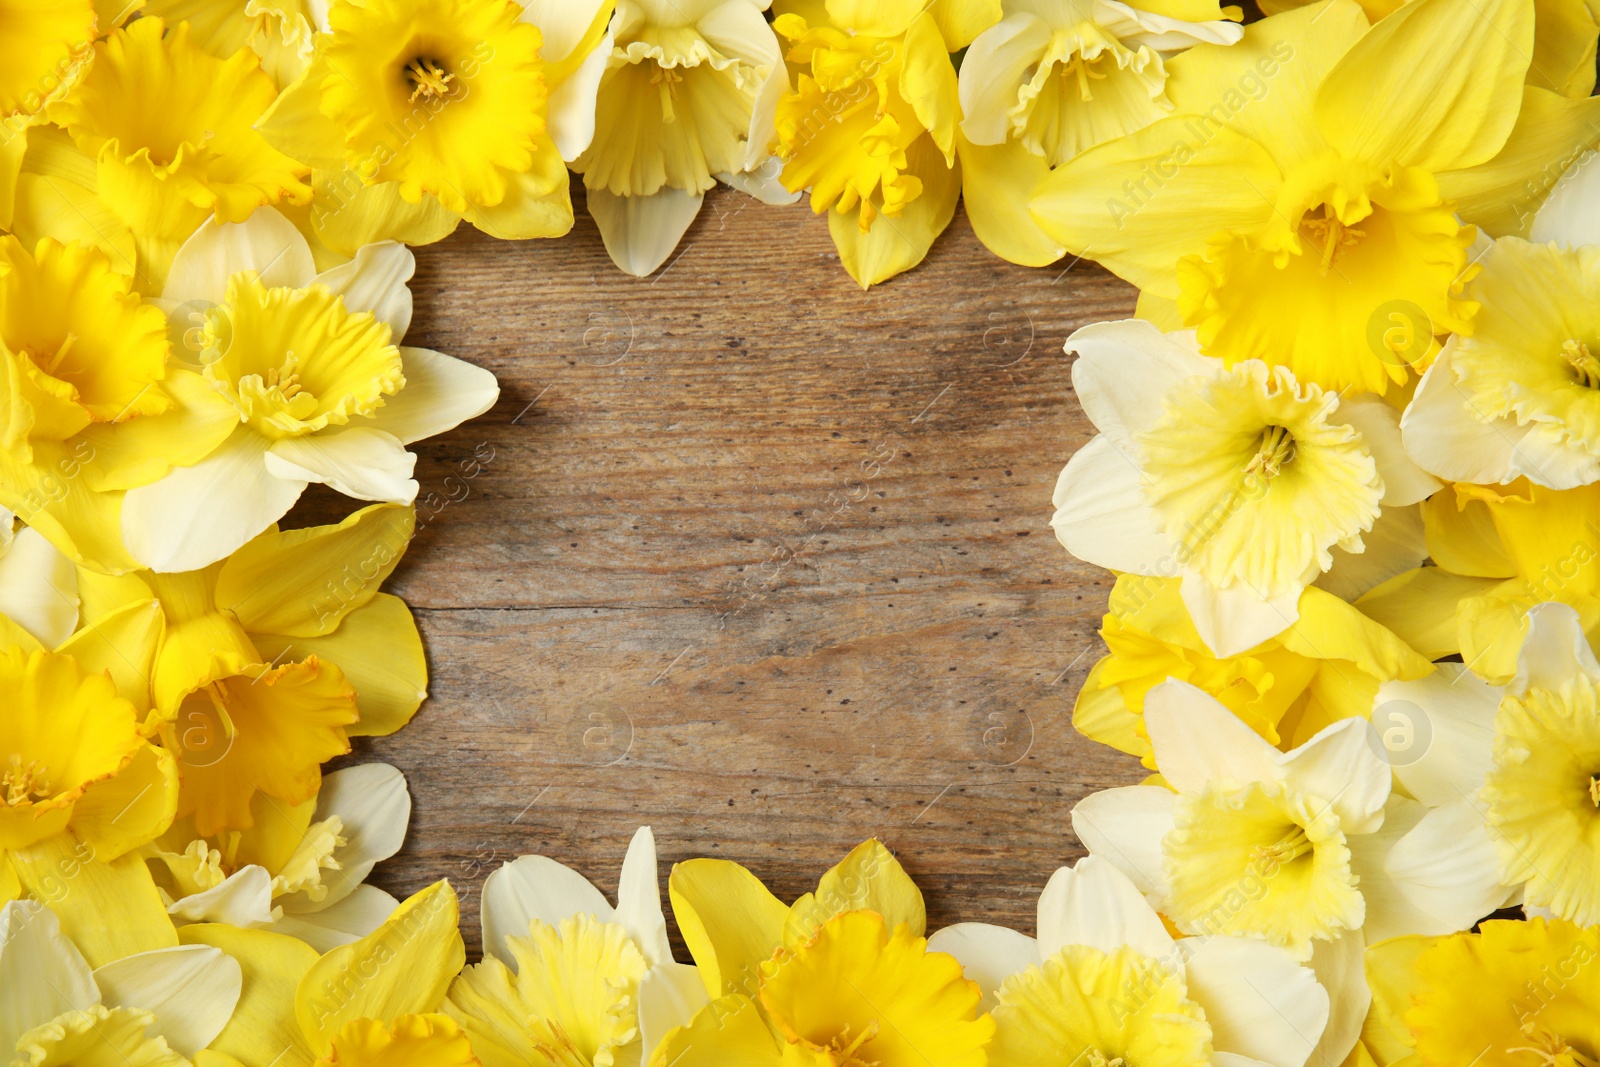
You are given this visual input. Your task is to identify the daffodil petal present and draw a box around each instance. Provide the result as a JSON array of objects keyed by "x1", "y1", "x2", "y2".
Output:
[
  {"x1": 650, "y1": 994, "x2": 781, "y2": 1067},
  {"x1": 637, "y1": 959, "x2": 710, "y2": 1063},
  {"x1": 53, "y1": 599, "x2": 161, "y2": 714},
  {"x1": 923, "y1": 923, "x2": 1036, "y2": 1011},
  {"x1": 1512, "y1": 600, "x2": 1600, "y2": 694},
  {"x1": 668, "y1": 858, "x2": 788, "y2": 999},
  {"x1": 1068, "y1": 320, "x2": 1214, "y2": 453},
  {"x1": 957, "y1": 12, "x2": 1048, "y2": 145},
  {"x1": 1306, "y1": 931, "x2": 1367, "y2": 1067},
  {"x1": 718, "y1": 165, "x2": 803, "y2": 206},
  {"x1": 1179, "y1": 572, "x2": 1301, "y2": 659},
  {"x1": 180, "y1": 924, "x2": 318, "y2": 1067},
  {"x1": 1315, "y1": 505, "x2": 1430, "y2": 603},
  {"x1": 0, "y1": 524, "x2": 77, "y2": 647},
  {"x1": 266, "y1": 427, "x2": 418, "y2": 504},
  {"x1": 1377, "y1": 663, "x2": 1500, "y2": 806},
  {"x1": 10, "y1": 842, "x2": 179, "y2": 967},
  {"x1": 1068, "y1": 785, "x2": 1176, "y2": 900},
  {"x1": 76, "y1": 368, "x2": 242, "y2": 494},
  {"x1": 1531, "y1": 149, "x2": 1600, "y2": 248},
  {"x1": 1278, "y1": 718, "x2": 1391, "y2": 833},
  {"x1": 1360, "y1": 935, "x2": 1433, "y2": 1065},
  {"x1": 1419, "y1": 491, "x2": 1515, "y2": 578},
  {"x1": 587, "y1": 185, "x2": 704, "y2": 278},
  {"x1": 480, "y1": 855, "x2": 615, "y2": 968},
  {"x1": 162, "y1": 208, "x2": 316, "y2": 306},
  {"x1": 93, "y1": 945, "x2": 242, "y2": 1058},
  {"x1": 1036, "y1": 856, "x2": 1174, "y2": 964},
  {"x1": 10, "y1": 173, "x2": 138, "y2": 278},
  {"x1": 168, "y1": 866, "x2": 278, "y2": 927},
  {"x1": 311, "y1": 175, "x2": 462, "y2": 257},
  {"x1": 533, "y1": 1, "x2": 613, "y2": 160},
  {"x1": 69, "y1": 742, "x2": 180, "y2": 860},
  {"x1": 121, "y1": 428, "x2": 307, "y2": 574},
  {"x1": 1383, "y1": 797, "x2": 1515, "y2": 932},
  {"x1": 1143, "y1": 678, "x2": 1286, "y2": 793},
  {"x1": 1400, "y1": 344, "x2": 1522, "y2": 485},
  {"x1": 1178, "y1": 935, "x2": 1329, "y2": 1067},
  {"x1": 300, "y1": 763, "x2": 410, "y2": 909},
  {"x1": 273, "y1": 885, "x2": 400, "y2": 953},
  {"x1": 0, "y1": 900, "x2": 99, "y2": 1055},
  {"x1": 0, "y1": 128, "x2": 24, "y2": 231},
  {"x1": 1334, "y1": 396, "x2": 1438, "y2": 508},
  {"x1": 311, "y1": 242, "x2": 415, "y2": 338},
  {"x1": 364, "y1": 347, "x2": 500, "y2": 447},
  {"x1": 465, "y1": 145, "x2": 575, "y2": 241},
  {"x1": 787, "y1": 839, "x2": 926, "y2": 945},
  {"x1": 1051, "y1": 435, "x2": 1175, "y2": 577},
  {"x1": 956, "y1": 134, "x2": 1064, "y2": 268},
  {"x1": 828, "y1": 133, "x2": 960, "y2": 288},
  {"x1": 615, "y1": 826, "x2": 672, "y2": 967}
]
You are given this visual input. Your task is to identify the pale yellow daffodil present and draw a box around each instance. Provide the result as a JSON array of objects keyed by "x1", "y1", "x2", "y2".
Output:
[
  {"x1": 256, "y1": 0, "x2": 616, "y2": 253},
  {"x1": 117, "y1": 208, "x2": 498, "y2": 573},
  {"x1": 574, "y1": 0, "x2": 795, "y2": 278},
  {"x1": 770, "y1": 0, "x2": 999, "y2": 288},
  {"x1": 1031, "y1": 0, "x2": 1600, "y2": 396},
  {"x1": 957, "y1": 0, "x2": 1242, "y2": 266}
]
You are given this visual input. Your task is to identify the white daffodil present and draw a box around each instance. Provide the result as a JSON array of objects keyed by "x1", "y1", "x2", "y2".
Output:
[
  {"x1": 147, "y1": 763, "x2": 411, "y2": 953},
  {"x1": 929, "y1": 855, "x2": 1329, "y2": 1067},
  {"x1": 1071, "y1": 678, "x2": 1515, "y2": 1066},
  {"x1": 1403, "y1": 151, "x2": 1600, "y2": 490},
  {"x1": 0, "y1": 513, "x2": 77, "y2": 649},
  {"x1": 1052, "y1": 319, "x2": 1439, "y2": 657},
  {"x1": 120, "y1": 207, "x2": 500, "y2": 574},
  {"x1": 1379, "y1": 601, "x2": 1600, "y2": 928},
  {"x1": 575, "y1": 0, "x2": 798, "y2": 277},
  {"x1": 445, "y1": 826, "x2": 695, "y2": 1067},
  {"x1": 0, "y1": 899, "x2": 242, "y2": 1064},
  {"x1": 957, "y1": 0, "x2": 1241, "y2": 266}
]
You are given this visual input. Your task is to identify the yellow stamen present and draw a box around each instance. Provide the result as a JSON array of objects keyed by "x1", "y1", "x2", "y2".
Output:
[
  {"x1": 1244, "y1": 424, "x2": 1297, "y2": 480},
  {"x1": 1299, "y1": 210, "x2": 1365, "y2": 277},
  {"x1": 829, "y1": 1022, "x2": 880, "y2": 1067},
  {"x1": 2, "y1": 754, "x2": 53, "y2": 805},
  {"x1": 651, "y1": 65, "x2": 682, "y2": 123},
  {"x1": 263, "y1": 360, "x2": 304, "y2": 400},
  {"x1": 1508, "y1": 1023, "x2": 1600, "y2": 1067},
  {"x1": 1059, "y1": 53, "x2": 1107, "y2": 102},
  {"x1": 405, "y1": 58, "x2": 455, "y2": 102},
  {"x1": 1086, "y1": 1053, "x2": 1126, "y2": 1067},
  {"x1": 1252, "y1": 824, "x2": 1315, "y2": 868},
  {"x1": 1589, "y1": 775, "x2": 1600, "y2": 808},
  {"x1": 1564, "y1": 340, "x2": 1600, "y2": 388}
]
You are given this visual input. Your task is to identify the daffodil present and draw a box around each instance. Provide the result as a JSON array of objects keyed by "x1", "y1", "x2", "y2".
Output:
[
  {"x1": 0, "y1": 234, "x2": 239, "y2": 575},
  {"x1": 256, "y1": 0, "x2": 615, "y2": 254},
  {"x1": 929, "y1": 855, "x2": 1329, "y2": 1067},
  {"x1": 1078, "y1": 572, "x2": 1433, "y2": 763},
  {"x1": 75, "y1": 502, "x2": 426, "y2": 836},
  {"x1": 1363, "y1": 918, "x2": 1600, "y2": 1067},
  {"x1": 1051, "y1": 319, "x2": 1438, "y2": 657},
  {"x1": 147, "y1": 763, "x2": 410, "y2": 952},
  {"x1": 1072, "y1": 679, "x2": 1517, "y2": 1065},
  {"x1": 956, "y1": 0, "x2": 1242, "y2": 266},
  {"x1": 769, "y1": 0, "x2": 998, "y2": 288},
  {"x1": 652, "y1": 839, "x2": 992, "y2": 1067},
  {"x1": 1031, "y1": 0, "x2": 1600, "y2": 395},
  {"x1": 47, "y1": 17, "x2": 313, "y2": 288},
  {"x1": 0, "y1": 898, "x2": 243, "y2": 1065},
  {"x1": 140, "y1": 0, "x2": 326, "y2": 88},
  {"x1": 118, "y1": 208, "x2": 498, "y2": 573},
  {"x1": 447, "y1": 826, "x2": 683, "y2": 1067}
]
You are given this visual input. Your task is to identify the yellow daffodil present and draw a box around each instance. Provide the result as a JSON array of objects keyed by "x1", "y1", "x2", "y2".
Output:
[
  {"x1": 448, "y1": 827, "x2": 678, "y2": 1067},
  {"x1": 929, "y1": 856, "x2": 1329, "y2": 1067},
  {"x1": 956, "y1": 0, "x2": 1242, "y2": 266},
  {"x1": 1077, "y1": 573, "x2": 1433, "y2": 762},
  {"x1": 575, "y1": 0, "x2": 795, "y2": 278},
  {"x1": 256, "y1": 0, "x2": 615, "y2": 253},
  {"x1": 1, "y1": 898, "x2": 245, "y2": 1064},
  {"x1": 1073, "y1": 679, "x2": 1519, "y2": 1065},
  {"x1": 0, "y1": 0, "x2": 94, "y2": 140},
  {"x1": 186, "y1": 880, "x2": 467, "y2": 1067},
  {"x1": 1052, "y1": 319, "x2": 1438, "y2": 658},
  {"x1": 769, "y1": 0, "x2": 1000, "y2": 288},
  {"x1": 74, "y1": 502, "x2": 425, "y2": 836},
  {"x1": 148, "y1": 763, "x2": 410, "y2": 952},
  {"x1": 0, "y1": 234, "x2": 239, "y2": 575},
  {"x1": 1032, "y1": 0, "x2": 1600, "y2": 395},
  {"x1": 653, "y1": 839, "x2": 992, "y2": 1067},
  {"x1": 140, "y1": 0, "x2": 326, "y2": 88},
  {"x1": 119, "y1": 208, "x2": 497, "y2": 573},
  {"x1": 48, "y1": 18, "x2": 313, "y2": 289},
  {"x1": 1363, "y1": 918, "x2": 1600, "y2": 1066}
]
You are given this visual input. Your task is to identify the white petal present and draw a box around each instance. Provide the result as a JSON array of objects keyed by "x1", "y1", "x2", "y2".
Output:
[
  {"x1": 272, "y1": 885, "x2": 399, "y2": 952},
  {"x1": 1335, "y1": 394, "x2": 1440, "y2": 508},
  {"x1": 1531, "y1": 149, "x2": 1600, "y2": 249},
  {"x1": 0, "y1": 900, "x2": 99, "y2": 1053},
  {"x1": 1144, "y1": 679, "x2": 1287, "y2": 795},
  {"x1": 1051, "y1": 435, "x2": 1176, "y2": 576},
  {"x1": 364, "y1": 347, "x2": 500, "y2": 446},
  {"x1": 958, "y1": 12, "x2": 1051, "y2": 145},
  {"x1": 1346, "y1": 797, "x2": 1451, "y2": 944},
  {"x1": 1101, "y1": 0, "x2": 1246, "y2": 49},
  {"x1": 637, "y1": 961, "x2": 710, "y2": 1062},
  {"x1": 1305, "y1": 931, "x2": 1367, "y2": 1067},
  {"x1": 1509, "y1": 419, "x2": 1600, "y2": 489},
  {"x1": 301, "y1": 763, "x2": 410, "y2": 909},
  {"x1": 1037, "y1": 857, "x2": 1175, "y2": 965},
  {"x1": 1314, "y1": 505, "x2": 1428, "y2": 602},
  {"x1": 1385, "y1": 798, "x2": 1516, "y2": 931},
  {"x1": 531, "y1": 0, "x2": 614, "y2": 161},
  {"x1": 167, "y1": 866, "x2": 278, "y2": 927},
  {"x1": 587, "y1": 186, "x2": 704, "y2": 277},
  {"x1": 1512, "y1": 601, "x2": 1600, "y2": 695},
  {"x1": 311, "y1": 242, "x2": 415, "y2": 338},
  {"x1": 1180, "y1": 572, "x2": 1301, "y2": 658},
  {"x1": 1279, "y1": 718, "x2": 1393, "y2": 835},
  {"x1": 266, "y1": 427, "x2": 417, "y2": 504},
  {"x1": 1378, "y1": 663, "x2": 1502, "y2": 806},
  {"x1": 1399, "y1": 342, "x2": 1521, "y2": 485},
  {"x1": 0, "y1": 525, "x2": 78, "y2": 647},
  {"x1": 93, "y1": 945, "x2": 242, "y2": 1058},
  {"x1": 718, "y1": 164, "x2": 802, "y2": 206},
  {"x1": 924, "y1": 924, "x2": 1038, "y2": 1010},
  {"x1": 521, "y1": 0, "x2": 610, "y2": 62},
  {"x1": 614, "y1": 827, "x2": 671, "y2": 968},
  {"x1": 1178, "y1": 936, "x2": 1328, "y2": 1067},
  {"x1": 1069, "y1": 786, "x2": 1176, "y2": 901},
  {"x1": 122, "y1": 428, "x2": 305, "y2": 573},
  {"x1": 1067, "y1": 320, "x2": 1214, "y2": 452},
  {"x1": 481, "y1": 855, "x2": 616, "y2": 969},
  {"x1": 161, "y1": 207, "x2": 315, "y2": 305}
]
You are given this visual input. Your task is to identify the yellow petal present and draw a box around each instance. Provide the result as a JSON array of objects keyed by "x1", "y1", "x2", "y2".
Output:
[
  {"x1": 0, "y1": 127, "x2": 23, "y2": 231},
  {"x1": 254, "y1": 57, "x2": 348, "y2": 171},
  {"x1": 900, "y1": 14, "x2": 959, "y2": 160},
  {"x1": 1421, "y1": 489, "x2": 1516, "y2": 578},
  {"x1": 214, "y1": 504, "x2": 414, "y2": 638},
  {"x1": 669, "y1": 858, "x2": 789, "y2": 999},
  {"x1": 829, "y1": 133, "x2": 960, "y2": 288},
  {"x1": 1531, "y1": 0, "x2": 1599, "y2": 97},
  {"x1": 69, "y1": 743, "x2": 179, "y2": 860},
  {"x1": 12, "y1": 127, "x2": 138, "y2": 273},
  {"x1": 927, "y1": 0, "x2": 1002, "y2": 50},
  {"x1": 1360, "y1": 934, "x2": 1435, "y2": 1065},
  {"x1": 0, "y1": 444, "x2": 142, "y2": 574},
  {"x1": 956, "y1": 135, "x2": 1063, "y2": 267},
  {"x1": 55, "y1": 598, "x2": 164, "y2": 715},
  {"x1": 78, "y1": 369, "x2": 241, "y2": 494},
  {"x1": 1071, "y1": 656, "x2": 1146, "y2": 759},
  {"x1": 181, "y1": 924, "x2": 319, "y2": 1067},
  {"x1": 785, "y1": 840, "x2": 926, "y2": 946},
  {"x1": 1354, "y1": 566, "x2": 1500, "y2": 661},
  {"x1": 252, "y1": 593, "x2": 428, "y2": 739},
  {"x1": 464, "y1": 145, "x2": 574, "y2": 241},
  {"x1": 648, "y1": 995, "x2": 781, "y2": 1067},
  {"x1": 317, "y1": 1014, "x2": 478, "y2": 1067},
  {"x1": 11, "y1": 838, "x2": 178, "y2": 967},
  {"x1": 296, "y1": 881, "x2": 465, "y2": 1054},
  {"x1": 311, "y1": 174, "x2": 462, "y2": 258},
  {"x1": 1314, "y1": 0, "x2": 1532, "y2": 173},
  {"x1": 1277, "y1": 586, "x2": 1433, "y2": 684}
]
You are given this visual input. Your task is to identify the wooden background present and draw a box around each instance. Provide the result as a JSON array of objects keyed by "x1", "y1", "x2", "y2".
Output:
[{"x1": 302, "y1": 185, "x2": 1145, "y2": 957}]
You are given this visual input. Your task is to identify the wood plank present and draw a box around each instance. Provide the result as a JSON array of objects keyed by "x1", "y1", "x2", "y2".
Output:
[{"x1": 296, "y1": 183, "x2": 1145, "y2": 956}]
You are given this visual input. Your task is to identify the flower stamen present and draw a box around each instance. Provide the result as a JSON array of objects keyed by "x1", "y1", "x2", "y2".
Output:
[
  {"x1": 1563, "y1": 340, "x2": 1600, "y2": 389},
  {"x1": 2, "y1": 753, "x2": 54, "y2": 805},
  {"x1": 1086, "y1": 1053, "x2": 1127, "y2": 1067},
  {"x1": 1299, "y1": 210, "x2": 1365, "y2": 277},
  {"x1": 1507, "y1": 1022, "x2": 1600, "y2": 1067},
  {"x1": 1589, "y1": 775, "x2": 1600, "y2": 808},
  {"x1": 1058, "y1": 52, "x2": 1107, "y2": 102},
  {"x1": 1244, "y1": 424, "x2": 1297, "y2": 480},
  {"x1": 405, "y1": 57, "x2": 456, "y2": 102},
  {"x1": 1251, "y1": 824, "x2": 1315, "y2": 868},
  {"x1": 829, "y1": 1021, "x2": 881, "y2": 1067},
  {"x1": 650, "y1": 65, "x2": 683, "y2": 123}
]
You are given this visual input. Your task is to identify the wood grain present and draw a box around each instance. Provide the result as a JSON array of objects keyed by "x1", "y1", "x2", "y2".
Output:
[{"x1": 295, "y1": 182, "x2": 1145, "y2": 957}]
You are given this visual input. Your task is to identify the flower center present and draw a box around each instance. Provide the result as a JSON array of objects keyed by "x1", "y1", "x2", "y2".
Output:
[
  {"x1": 1563, "y1": 340, "x2": 1600, "y2": 389},
  {"x1": 2, "y1": 754, "x2": 53, "y2": 805},
  {"x1": 1057, "y1": 51, "x2": 1109, "y2": 102},
  {"x1": 650, "y1": 65, "x2": 684, "y2": 123},
  {"x1": 1244, "y1": 424, "x2": 1296, "y2": 481},
  {"x1": 1085, "y1": 1053, "x2": 1126, "y2": 1067},
  {"x1": 828, "y1": 1022, "x2": 880, "y2": 1067},
  {"x1": 1298, "y1": 207, "x2": 1365, "y2": 278},
  {"x1": 404, "y1": 57, "x2": 455, "y2": 102},
  {"x1": 1252, "y1": 823, "x2": 1316, "y2": 867},
  {"x1": 1507, "y1": 1025, "x2": 1600, "y2": 1067}
]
